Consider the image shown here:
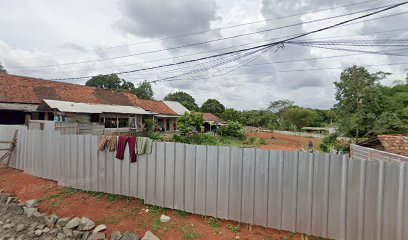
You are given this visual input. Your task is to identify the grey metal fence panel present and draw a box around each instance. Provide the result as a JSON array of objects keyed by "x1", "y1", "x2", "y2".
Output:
[
  {"x1": 164, "y1": 142, "x2": 175, "y2": 209},
  {"x1": 296, "y1": 152, "x2": 313, "y2": 235},
  {"x1": 173, "y1": 143, "x2": 185, "y2": 210},
  {"x1": 253, "y1": 149, "x2": 269, "y2": 227},
  {"x1": 206, "y1": 145, "x2": 218, "y2": 217},
  {"x1": 327, "y1": 154, "x2": 347, "y2": 240},
  {"x1": 229, "y1": 147, "x2": 243, "y2": 221},
  {"x1": 216, "y1": 146, "x2": 230, "y2": 220},
  {"x1": 363, "y1": 160, "x2": 381, "y2": 240},
  {"x1": 241, "y1": 148, "x2": 255, "y2": 224},
  {"x1": 382, "y1": 163, "x2": 401, "y2": 240},
  {"x1": 311, "y1": 153, "x2": 330, "y2": 238},
  {"x1": 155, "y1": 142, "x2": 166, "y2": 207},
  {"x1": 184, "y1": 144, "x2": 195, "y2": 213},
  {"x1": 2, "y1": 125, "x2": 408, "y2": 240},
  {"x1": 194, "y1": 145, "x2": 207, "y2": 215},
  {"x1": 281, "y1": 151, "x2": 298, "y2": 232},
  {"x1": 346, "y1": 159, "x2": 366, "y2": 240},
  {"x1": 267, "y1": 151, "x2": 283, "y2": 229}
]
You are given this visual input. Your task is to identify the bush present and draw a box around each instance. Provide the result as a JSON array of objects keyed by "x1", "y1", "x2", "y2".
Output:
[
  {"x1": 220, "y1": 121, "x2": 245, "y2": 139},
  {"x1": 177, "y1": 112, "x2": 204, "y2": 136},
  {"x1": 143, "y1": 118, "x2": 156, "y2": 132},
  {"x1": 147, "y1": 132, "x2": 163, "y2": 141},
  {"x1": 319, "y1": 133, "x2": 343, "y2": 153},
  {"x1": 173, "y1": 133, "x2": 219, "y2": 145}
]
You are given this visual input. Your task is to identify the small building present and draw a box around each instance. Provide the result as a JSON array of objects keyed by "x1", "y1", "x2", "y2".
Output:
[
  {"x1": 37, "y1": 99, "x2": 153, "y2": 133},
  {"x1": 357, "y1": 134, "x2": 408, "y2": 157},
  {"x1": 202, "y1": 113, "x2": 225, "y2": 133}
]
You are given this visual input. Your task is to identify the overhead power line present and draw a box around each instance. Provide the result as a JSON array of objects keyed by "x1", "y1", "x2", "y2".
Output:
[
  {"x1": 35, "y1": 27, "x2": 408, "y2": 78},
  {"x1": 45, "y1": 1, "x2": 408, "y2": 82},
  {"x1": 9, "y1": 2, "x2": 405, "y2": 69},
  {"x1": 18, "y1": 0, "x2": 383, "y2": 60}
]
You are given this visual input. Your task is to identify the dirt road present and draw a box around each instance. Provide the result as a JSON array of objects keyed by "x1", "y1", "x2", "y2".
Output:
[{"x1": 247, "y1": 131, "x2": 322, "y2": 151}]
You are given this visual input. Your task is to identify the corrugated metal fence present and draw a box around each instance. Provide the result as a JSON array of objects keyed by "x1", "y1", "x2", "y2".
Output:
[{"x1": 0, "y1": 125, "x2": 407, "y2": 240}]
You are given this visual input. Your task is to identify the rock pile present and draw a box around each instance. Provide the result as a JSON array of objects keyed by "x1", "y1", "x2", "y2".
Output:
[{"x1": 0, "y1": 191, "x2": 160, "y2": 240}]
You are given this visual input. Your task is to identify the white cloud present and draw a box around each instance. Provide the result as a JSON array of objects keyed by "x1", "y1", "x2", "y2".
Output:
[{"x1": 0, "y1": 0, "x2": 407, "y2": 111}]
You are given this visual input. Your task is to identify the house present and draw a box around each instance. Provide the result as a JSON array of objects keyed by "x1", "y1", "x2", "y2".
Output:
[
  {"x1": 37, "y1": 99, "x2": 152, "y2": 132},
  {"x1": 0, "y1": 74, "x2": 185, "y2": 133},
  {"x1": 357, "y1": 134, "x2": 408, "y2": 157},
  {"x1": 202, "y1": 112, "x2": 225, "y2": 132}
]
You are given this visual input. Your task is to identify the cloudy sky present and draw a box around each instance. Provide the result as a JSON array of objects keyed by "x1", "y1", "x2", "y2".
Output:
[{"x1": 1, "y1": 0, "x2": 408, "y2": 110}]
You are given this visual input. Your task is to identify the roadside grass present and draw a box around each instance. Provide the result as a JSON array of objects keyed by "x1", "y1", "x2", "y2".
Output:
[
  {"x1": 208, "y1": 217, "x2": 221, "y2": 233},
  {"x1": 226, "y1": 224, "x2": 240, "y2": 234},
  {"x1": 171, "y1": 133, "x2": 267, "y2": 148},
  {"x1": 181, "y1": 226, "x2": 201, "y2": 240},
  {"x1": 176, "y1": 210, "x2": 190, "y2": 218}
]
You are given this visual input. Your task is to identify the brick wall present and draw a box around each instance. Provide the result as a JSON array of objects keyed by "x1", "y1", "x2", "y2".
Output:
[{"x1": 378, "y1": 134, "x2": 408, "y2": 157}]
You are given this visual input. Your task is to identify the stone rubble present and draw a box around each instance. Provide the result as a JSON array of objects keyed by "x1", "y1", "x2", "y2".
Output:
[{"x1": 0, "y1": 190, "x2": 159, "y2": 240}]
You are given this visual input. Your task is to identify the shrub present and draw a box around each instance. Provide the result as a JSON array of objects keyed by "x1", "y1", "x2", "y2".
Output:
[
  {"x1": 147, "y1": 132, "x2": 163, "y2": 141},
  {"x1": 143, "y1": 118, "x2": 156, "y2": 132},
  {"x1": 172, "y1": 133, "x2": 219, "y2": 145},
  {"x1": 220, "y1": 121, "x2": 245, "y2": 139},
  {"x1": 319, "y1": 133, "x2": 343, "y2": 153},
  {"x1": 177, "y1": 112, "x2": 204, "y2": 136}
]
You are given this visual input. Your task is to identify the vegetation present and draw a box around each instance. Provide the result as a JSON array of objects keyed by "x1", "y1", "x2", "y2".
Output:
[
  {"x1": 164, "y1": 91, "x2": 199, "y2": 111},
  {"x1": 176, "y1": 112, "x2": 204, "y2": 136},
  {"x1": 208, "y1": 217, "x2": 221, "y2": 233},
  {"x1": 219, "y1": 121, "x2": 245, "y2": 139},
  {"x1": 334, "y1": 66, "x2": 408, "y2": 139},
  {"x1": 200, "y1": 99, "x2": 225, "y2": 116},
  {"x1": 319, "y1": 133, "x2": 344, "y2": 153},
  {"x1": 85, "y1": 74, "x2": 154, "y2": 99},
  {"x1": 226, "y1": 224, "x2": 240, "y2": 233},
  {"x1": 0, "y1": 62, "x2": 7, "y2": 74}
]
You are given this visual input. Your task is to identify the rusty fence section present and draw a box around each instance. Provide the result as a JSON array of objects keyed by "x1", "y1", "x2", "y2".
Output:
[{"x1": 0, "y1": 125, "x2": 407, "y2": 240}]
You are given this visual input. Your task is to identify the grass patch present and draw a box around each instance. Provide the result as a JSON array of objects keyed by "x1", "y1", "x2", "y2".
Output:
[
  {"x1": 226, "y1": 224, "x2": 240, "y2": 233},
  {"x1": 148, "y1": 205, "x2": 167, "y2": 217},
  {"x1": 176, "y1": 210, "x2": 190, "y2": 218},
  {"x1": 152, "y1": 219, "x2": 162, "y2": 233},
  {"x1": 172, "y1": 133, "x2": 267, "y2": 148},
  {"x1": 208, "y1": 217, "x2": 221, "y2": 233},
  {"x1": 182, "y1": 226, "x2": 201, "y2": 240}
]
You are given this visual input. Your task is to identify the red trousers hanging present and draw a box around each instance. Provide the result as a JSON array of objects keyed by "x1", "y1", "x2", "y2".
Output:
[{"x1": 116, "y1": 136, "x2": 137, "y2": 162}]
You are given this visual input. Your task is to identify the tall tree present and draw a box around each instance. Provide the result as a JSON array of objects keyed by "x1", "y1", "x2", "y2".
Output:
[
  {"x1": 164, "y1": 91, "x2": 199, "y2": 111},
  {"x1": 200, "y1": 99, "x2": 225, "y2": 116},
  {"x1": 133, "y1": 81, "x2": 154, "y2": 100},
  {"x1": 267, "y1": 99, "x2": 294, "y2": 112},
  {"x1": 281, "y1": 107, "x2": 318, "y2": 130},
  {"x1": 334, "y1": 66, "x2": 386, "y2": 138},
  {"x1": 85, "y1": 74, "x2": 122, "y2": 89},
  {"x1": 0, "y1": 62, "x2": 7, "y2": 74}
]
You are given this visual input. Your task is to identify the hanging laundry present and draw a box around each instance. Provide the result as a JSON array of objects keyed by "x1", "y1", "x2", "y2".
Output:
[
  {"x1": 116, "y1": 136, "x2": 137, "y2": 163},
  {"x1": 98, "y1": 135, "x2": 111, "y2": 151},
  {"x1": 109, "y1": 136, "x2": 117, "y2": 152},
  {"x1": 136, "y1": 137, "x2": 153, "y2": 154}
]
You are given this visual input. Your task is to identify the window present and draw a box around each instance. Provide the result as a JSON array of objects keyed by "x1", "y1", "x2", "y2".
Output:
[
  {"x1": 118, "y1": 118, "x2": 129, "y2": 128},
  {"x1": 104, "y1": 118, "x2": 117, "y2": 128}
]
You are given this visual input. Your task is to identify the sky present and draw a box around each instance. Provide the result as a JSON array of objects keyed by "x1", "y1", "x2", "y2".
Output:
[{"x1": 1, "y1": 0, "x2": 408, "y2": 110}]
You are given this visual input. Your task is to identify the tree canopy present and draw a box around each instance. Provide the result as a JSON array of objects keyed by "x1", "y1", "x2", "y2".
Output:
[
  {"x1": 164, "y1": 91, "x2": 199, "y2": 111},
  {"x1": 133, "y1": 81, "x2": 154, "y2": 100},
  {"x1": 0, "y1": 63, "x2": 7, "y2": 74},
  {"x1": 85, "y1": 74, "x2": 124, "y2": 90},
  {"x1": 200, "y1": 99, "x2": 225, "y2": 116}
]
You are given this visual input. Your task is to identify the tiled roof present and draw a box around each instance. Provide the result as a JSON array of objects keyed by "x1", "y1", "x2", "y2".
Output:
[
  {"x1": 203, "y1": 112, "x2": 223, "y2": 122},
  {"x1": 378, "y1": 134, "x2": 408, "y2": 157},
  {"x1": 0, "y1": 74, "x2": 177, "y2": 115}
]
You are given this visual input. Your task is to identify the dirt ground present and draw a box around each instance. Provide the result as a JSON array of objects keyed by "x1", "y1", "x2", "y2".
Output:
[
  {"x1": 247, "y1": 132, "x2": 322, "y2": 151},
  {"x1": 0, "y1": 164, "x2": 305, "y2": 240}
]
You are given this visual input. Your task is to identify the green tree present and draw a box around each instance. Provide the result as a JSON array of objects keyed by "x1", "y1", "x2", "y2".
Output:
[
  {"x1": 164, "y1": 91, "x2": 199, "y2": 111},
  {"x1": 0, "y1": 62, "x2": 7, "y2": 74},
  {"x1": 200, "y1": 99, "x2": 225, "y2": 116},
  {"x1": 281, "y1": 107, "x2": 319, "y2": 130},
  {"x1": 267, "y1": 99, "x2": 294, "y2": 112},
  {"x1": 334, "y1": 66, "x2": 386, "y2": 139},
  {"x1": 220, "y1": 121, "x2": 245, "y2": 139},
  {"x1": 85, "y1": 74, "x2": 123, "y2": 89},
  {"x1": 176, "y1": 112, "x2": 204, "y2": 135},
  {"x1": 133, "y1": 81, "x2": 154, "y2": 100},
  {"x1": 221, "y1": 109, "x2": 243, "y2": 123}
]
